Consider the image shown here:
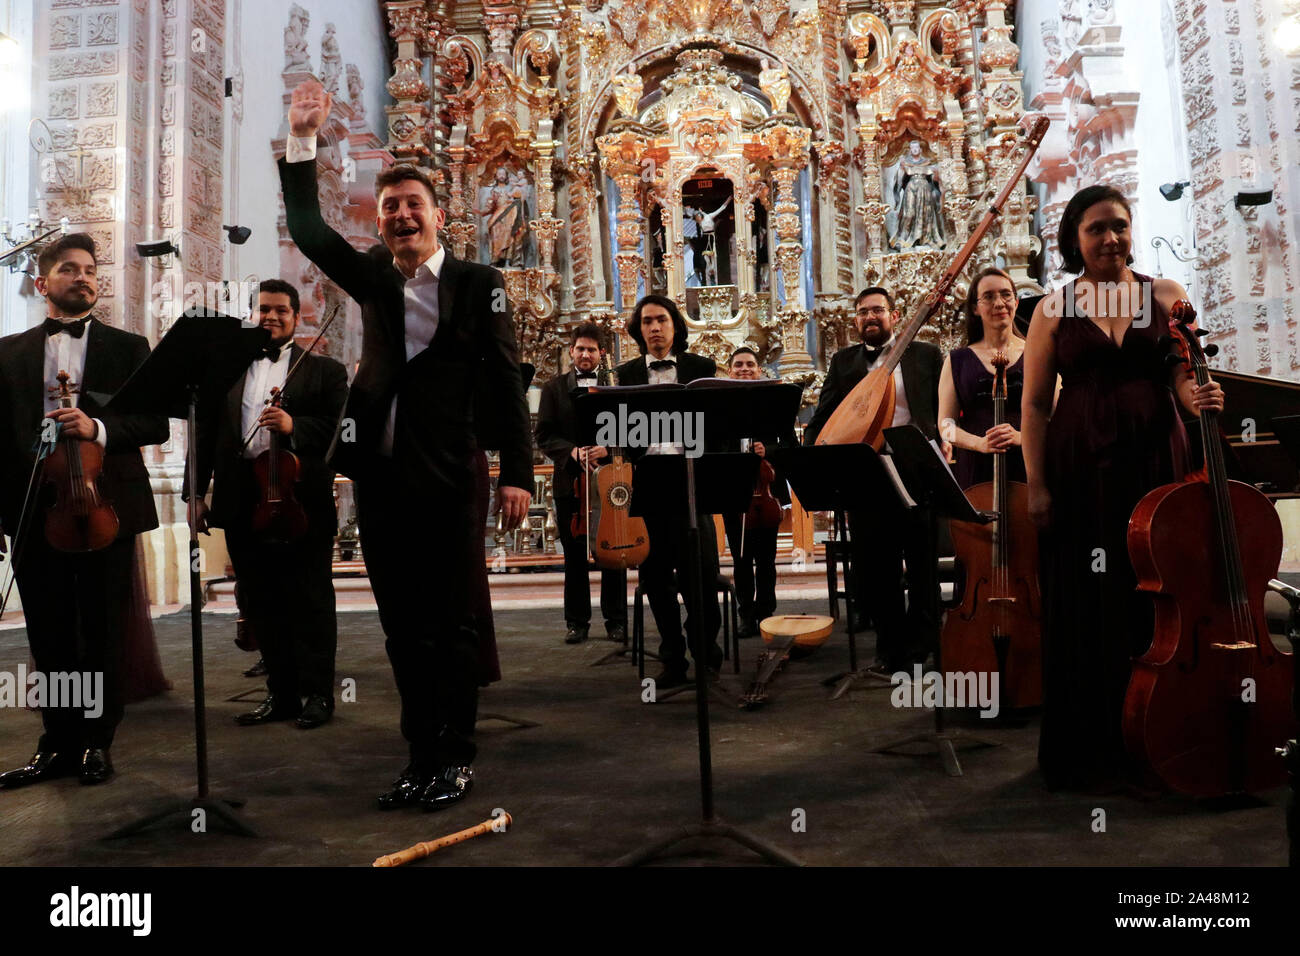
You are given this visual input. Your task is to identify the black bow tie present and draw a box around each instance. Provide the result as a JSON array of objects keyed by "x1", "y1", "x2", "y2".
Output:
[
  {"x1": 649, "y1": 359, "x2": 675, "y2": 371},
  {"x1": 44, "y1": 317, "x2": 89, "y2": 338},
  {"x1": 864, "y1": 347, "x2": 883, "y2": 364},
  {"x1": 261, "y1": 346, "x2": 285, "y2": 362}
]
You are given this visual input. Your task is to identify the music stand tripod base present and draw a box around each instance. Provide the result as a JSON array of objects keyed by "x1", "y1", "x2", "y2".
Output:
[
  {"x1": 105, "y1": 795, "x2": 257, "y2": 840},
  {"x1": 823, "y1": 666, "x2": 895, "y2": 700},
  {"x1": 612, "y1": 816, "x2": 803, "y2": 867},
  {"x1": 870, "y1": 709, "x2": 1000, "y2": 778}
]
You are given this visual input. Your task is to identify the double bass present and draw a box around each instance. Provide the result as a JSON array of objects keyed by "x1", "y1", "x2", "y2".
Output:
[
  {"x1": 43, "y1": 371, "x2": 119, "y2": 552},
  {"x1": 940, "y1": 351, "x2": 1041, "y2": 709},
  {"x1": 1124, "y1": 302, "x2": 1296, "y2": 796}
]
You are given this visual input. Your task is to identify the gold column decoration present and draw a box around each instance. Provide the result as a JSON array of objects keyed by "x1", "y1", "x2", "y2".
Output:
[
  {"x1": 596, "y1": 120, "x2": 651, "y2": 311},
  {"x1": 754, "y1": 119, "x2": 813, "y2": 381},
  {"x1": 384, "y1": 1, "x2": 431, "y2": 160}
]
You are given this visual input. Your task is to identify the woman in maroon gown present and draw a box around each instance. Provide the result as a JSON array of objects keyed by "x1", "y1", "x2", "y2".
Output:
[
  {"x1": 938, "y1": 267, "x2": 1027, "y2": 491},
  {"x1": 1021, "y1": 185, "x2": 1224, "y2": 791}
]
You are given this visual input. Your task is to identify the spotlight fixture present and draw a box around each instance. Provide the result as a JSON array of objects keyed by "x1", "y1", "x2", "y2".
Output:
[
  {"x1": 135, "y1": 237, "x2": 180, "y2": 259},
  {"x1": 223, "y1": 224, "x2": 251, "y2": 244},
  {"x1": 1235, "y1": 187, "x2": 1273, "y2": 209},
  {"x1": 1159, "y1": 181, "x2": 1190, "y2": 201}
]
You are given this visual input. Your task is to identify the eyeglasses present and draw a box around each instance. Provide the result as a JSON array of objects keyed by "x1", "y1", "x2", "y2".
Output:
[
  {"x1": 978, "y1": 290, "x2": 1016, "y2": 305},
  {"x1": 856, "y1": 306, "x2": 890, "y2": 317}
]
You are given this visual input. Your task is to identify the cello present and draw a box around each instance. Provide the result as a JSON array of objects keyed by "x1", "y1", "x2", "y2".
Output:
[
  {"x1": 940, "y1": 352, "x2": 1041, "y2": 709},
  {"x1": 1124, "y1": 302, "x2": 1296, "y2": 796},
  {"x1": 815, "y1": 115, "x2": 1049, "y2": 449},
  {"x1": 43, "y1": 371, "x2": 120, "y2": 552}
]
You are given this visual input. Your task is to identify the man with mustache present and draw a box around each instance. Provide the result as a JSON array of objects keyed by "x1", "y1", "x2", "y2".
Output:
[
  {"x1": 0, "y1": 233, "x2": 168, "y2": 788},
  {"x1": 804, "y1": 287, "x2": 945, "y2": 675},
  {"x1": 280, "y1": 79, "x2": 532, "y2": 812},
  {"x1": 535, "y1": 323, "x2": 628, "y2": 646},
  {"x1": 189, "y1": 280, "x2": 348, "y2": 730}
]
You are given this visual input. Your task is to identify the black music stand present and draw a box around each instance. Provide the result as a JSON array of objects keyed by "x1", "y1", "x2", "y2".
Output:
[
  {"x1": 575, "y1": 379, "x2": 804, "y2": 866},
  {"x1": 769, "y1": 444, "x2": 903, "y2": 699},
  {"x1": 866, "y1": 425, "x2": 995, "y2": 777},
  {"x1": 103, "y1": 310, "x2": 268, "y2": 839}
]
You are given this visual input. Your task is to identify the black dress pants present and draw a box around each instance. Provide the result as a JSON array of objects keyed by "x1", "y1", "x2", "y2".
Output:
[
  {"x1": 554, "y1": 495, "x2": 627, "y2": 632},
  {"x1": 356, "y1": 461, "x2": 480, "y2": 771},
  {"x1": 848, "y1": 505, "x2": 939, "y2": 670},
  {"x1": 639, "y1": 507, "x2": 722, "y2": 673},
  {"x1": 224, "y1": 497, "x2": 337, "y2": 702},
  {"x1": 15, "y1": 533, "x2": 132, "y2": 751},
  {"x1": 722, "y1": 513, "x2": 778, "y2": 625}
]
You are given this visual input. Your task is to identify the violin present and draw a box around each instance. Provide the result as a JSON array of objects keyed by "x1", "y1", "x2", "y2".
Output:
[
  {"x1": 940, "y1": 352, "x2": 1041, "y2": 709},
  {"x1": 1124, "y1": 301, "x2": 1295, "y2": 796},
  {"x1": 250, "y1": 386, "x2": 309, "y2": 543},
  {"x1": 42, "y1": 371, "x2": 120, "y2": 552},
  {"x1": 744, "y1": 452, "x2": 782, "y2": 531}
]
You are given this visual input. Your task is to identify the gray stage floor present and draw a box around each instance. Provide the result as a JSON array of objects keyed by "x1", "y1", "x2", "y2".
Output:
[{"x1": 0, "y1": 601, "x2": 1289, "y2": 867}]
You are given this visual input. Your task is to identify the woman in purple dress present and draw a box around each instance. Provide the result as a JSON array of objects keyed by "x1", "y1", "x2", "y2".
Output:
[
  {"x1": 938, "y1": 267, "x2": 1027, "y2": 491},
  {"x1": 1021, "y1": 185, "x2": 1224, "y2": 791}
]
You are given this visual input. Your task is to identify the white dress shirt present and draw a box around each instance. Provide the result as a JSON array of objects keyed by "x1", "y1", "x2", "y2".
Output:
[
  {"x1": 287, "y1": 134, "x2": 443, "y2": 458},
  {"x1": 867, "y1": 336, "x2": 912, "y2": 428},
  {"x1": 240, "y1": 345, "x2": 291, "y2": 458},
  {"x1": 645, "y1": 353, "x2": 681, "y2": 455},
  {"x1": 43, "y1": 316, "x2": 108, "y2": 449}
]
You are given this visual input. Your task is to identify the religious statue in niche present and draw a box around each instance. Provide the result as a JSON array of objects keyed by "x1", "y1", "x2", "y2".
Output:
[
  {"x1": 284, "y1": 4, "x2": 312, "y2": 74},
  {"x1": 887, "y1": 139, "x2": 946, "y2": 251},
  {"x1": 682, "y1": 197, "x2": 732, "y2": 287},
  {"x1": 478, "y1": 165, "x2": 531, "y2": 267},
  {"x1": 320, "y1": 23, "x2": 342, "y2": 94}
]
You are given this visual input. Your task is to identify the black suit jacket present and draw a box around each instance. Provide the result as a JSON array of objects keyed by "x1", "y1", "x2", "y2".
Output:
[
  {"x1": 613, "y1": 351, "x2": 716, "y2": 387},
  {"x1": 535, "y1": 367, "x2": 611, "y2": 499},
  {"x1": 0, "y1": 320, "x2": 169, "y2": 539},
  {"x1": 804, "y1": 341, "x2": 944, "y2": 445},
  {"x1": 278, "y1": 158, "x2": 533, "y2": 495},
  {"x1": 192, "y1": 346, "x2": 349, "y2": 532}
]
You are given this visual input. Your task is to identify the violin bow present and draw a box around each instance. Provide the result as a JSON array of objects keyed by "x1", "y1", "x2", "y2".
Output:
[{"x1": 238, "y1": 303, "x2": 342, "y2": 455}]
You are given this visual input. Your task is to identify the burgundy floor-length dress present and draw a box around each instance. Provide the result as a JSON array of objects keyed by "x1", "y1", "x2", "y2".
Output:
[{"x1": 1038, "y1": 276, "x2": 1190, "y2": 790}]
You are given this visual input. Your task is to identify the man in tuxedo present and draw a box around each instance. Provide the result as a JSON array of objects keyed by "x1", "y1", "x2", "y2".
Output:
[
  {"x1": 191, "y1": 280, "x2": 348, "y2": 729},
  {"x1": 615, "y1": 295, "x2": 721, "y2": 689},
  {"x1": 722, "y1": 347, "x2": 791, "y2": 638},
  {"x1": 0, "y1": 233, "x2": 168, "y2": 787},
  {"x1": 280, "y1": 79, "x2": 532, "y2": 812},
  {"x1": 804, "y1": 286, "x2": 945, "y2": 673},
  {"x1": 535, "y1": 322, "x2": 627, "y2": 645}
]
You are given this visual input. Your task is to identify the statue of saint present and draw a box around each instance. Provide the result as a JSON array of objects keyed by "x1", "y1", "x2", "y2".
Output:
[
  {"x1": 889, "y1": 140, "x2": 946, "y2": 251},
  {"x1": 320, "y1": 23, "x2": 342, "y2": 94},
  {"x1": 478, "y1": 165, "x2": 529, "y2": 267},
  {"x1": 283, "y1": 4, "x2": 312, "y2": 74}
]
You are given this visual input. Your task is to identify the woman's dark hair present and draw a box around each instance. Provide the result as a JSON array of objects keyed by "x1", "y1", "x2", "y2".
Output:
[
  {"x1": 1058, "y1": 184, "x2": 1134, "y2": 274},
  {"x1": 964, "y1": 267, "x2": 1016, "y2": 344},
  {"x1": 627, "y1": 294, "x2": 689, "y2": 356}
]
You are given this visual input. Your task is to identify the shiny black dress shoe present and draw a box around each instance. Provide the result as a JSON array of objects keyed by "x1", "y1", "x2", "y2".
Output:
[
  {"x1": 295, "y1": 695, "x2": 334, "y2": 730},
  {"x1": 420, "y1": 766, "x2": 473, "y2": 811},
  {"x1": 235, "y1": 694, "x2": 302, "y2": 726},
  {"x1": 0, "y1": 751, "x2": 78, "y2": 789},
  {"x1": 606, "y1": 624, "x2": 627, "y2": 644},
  {"x1": 80, "y1": 748, "x2": 114, "y2": 785},
  {"x1": 243, "y1": 657, "x2": 267, "y2": 678},
  {"x1": 377, "y1": 767, "x2": 431, "y2": 811},
  {"x1": 563, "y1": 625, "x2": 589, "y2": 645},
  {"x1": 652, "y1": 667, "x2": 689, "y2": 690}
]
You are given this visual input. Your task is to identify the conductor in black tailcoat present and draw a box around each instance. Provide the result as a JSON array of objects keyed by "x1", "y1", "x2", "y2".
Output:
[
  {"x1": 803, "y1": 286, "x2": 945, "y2": 673},
  {"x1": 0, "y1": 234, "x2": 168, "y2": 788},
  {"x1": 614, "y1": 295, "x2": 721, "y2": 689},
  {"x1": 279, "y1": 79, "x2": 532, "y2": 812}
]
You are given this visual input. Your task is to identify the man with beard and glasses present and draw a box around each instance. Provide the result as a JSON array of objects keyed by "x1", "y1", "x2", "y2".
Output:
[
  {"x1": 535, "y1": 323, "x2": 628, "y2": 646},
  {"x1": 189, "y1": 279, "x2": 348, "y2": 730},
  {"x1": 804, "y1": 286, "x2": 945, "y2": 675},
  {"x1": 0, "y1": 233, "x2": 168, "y2": 788},
  {"x1": 280, "y1": 79, "x2": 532, "y2": 813}
]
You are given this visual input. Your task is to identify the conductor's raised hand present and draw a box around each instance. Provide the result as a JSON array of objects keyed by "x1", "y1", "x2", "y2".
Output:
[{"x1": 289, "y1": 78, "x2": 332, "y2": 137}]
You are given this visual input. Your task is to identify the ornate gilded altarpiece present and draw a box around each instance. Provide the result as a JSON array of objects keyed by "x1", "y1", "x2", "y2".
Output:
[{"x1": 378, "y1": 0, "x2": 1039, "y2": 397}]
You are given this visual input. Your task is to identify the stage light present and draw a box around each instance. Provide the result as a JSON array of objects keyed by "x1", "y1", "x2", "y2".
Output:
[
  {"x1": 223, "y1": 224, "x2": 251, "y2": 244},
  {"x1": 1159, "y1": 182, "x2": 1189, "y2": 201},
  {"x1": 1235, "y1": 187, "x2": 1273, "y2": 208},
  {"x1": 136, "y1": 238, "x2": 180, "y2": 259}
]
